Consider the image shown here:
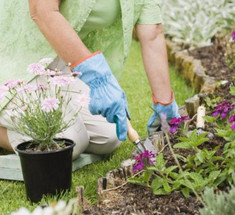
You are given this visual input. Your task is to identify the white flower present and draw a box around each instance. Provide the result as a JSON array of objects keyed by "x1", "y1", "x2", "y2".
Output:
[
  {"x1": 31, "y1": 207, "x2": 43, "y2": 215},
  {"x1": 54, "y1": 200, "x2": 66, "y2": 212},
  {"x1": 11, "y1": 207, "x2": 31, "y2": 215}
]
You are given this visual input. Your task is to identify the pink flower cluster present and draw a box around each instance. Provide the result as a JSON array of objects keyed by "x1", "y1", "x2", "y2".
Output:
[
  {"x1": 169, "y1": 116, "x2": 190, "y2": 133},
  {"x1": 41, "y1": 98, "x2": 60, "y2": 112},
  {"x1": 133, "y1": 150, "x2": 156, "y2": 173},
  {"x1": 49, "y1": 76, "x2": 75, "y2": 87}
]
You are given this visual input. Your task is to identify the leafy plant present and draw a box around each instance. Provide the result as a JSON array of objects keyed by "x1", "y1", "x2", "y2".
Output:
[
  {"x1": 200, "y1": 177, "x2": 235, "y2": 215},
  {"x1": 161, "y1": 0, "x2": 235, "y2": 48}
]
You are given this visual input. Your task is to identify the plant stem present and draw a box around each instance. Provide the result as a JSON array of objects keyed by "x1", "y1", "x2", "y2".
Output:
[{"x1": 165, "y1": 132, "x2": 205, "y2": 206}]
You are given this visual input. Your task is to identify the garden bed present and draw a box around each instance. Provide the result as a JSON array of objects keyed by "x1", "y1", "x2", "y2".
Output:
[{"x1": 80, "y1": 34, "x2": 234, "y2": 215}]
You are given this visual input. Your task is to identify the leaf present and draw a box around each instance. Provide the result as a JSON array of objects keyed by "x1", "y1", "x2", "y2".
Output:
[
  {"x1": 174, "y1": 142, "x2": 191, "y2": 149},
  {"x1": 181, "y1": 187, "x2": 190, "y2": 198},
  {"x1": 203, "y1": 116, "x2": 217, "y2": 123},
  {"x1": 151, "y1": 176, "x2": 163, "y2": 192},
  {"x1": 127, "y1": 177, "x2": 147, "y2": 186},
  {"x1": 195, "y1": 150, "x2": 205, "y2": 163},
  {"x1": 208, "y1": 170, "x2": 221, "y2": 183},
  {"x1": 155, "y1": 153, "x2": 166, "y2": 171},
  {"x1": 163, "y1": 180, "x2": 172, "y2": 193},
  {"x1": 164, "y1": 166, "x2": 178, "y2": 175},
  {"x1": 230, "y1": 86, "x2": 235, "y2": 96}
]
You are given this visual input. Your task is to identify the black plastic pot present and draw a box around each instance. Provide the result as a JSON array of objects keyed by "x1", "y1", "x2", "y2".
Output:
[{"x1": 16, "y1": 138, "x2": 75, "y2": 203}]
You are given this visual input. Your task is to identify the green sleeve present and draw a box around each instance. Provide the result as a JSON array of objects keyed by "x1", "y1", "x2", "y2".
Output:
[{"x1": 137, "y1": 0, "x2": 162, "y2": 24}]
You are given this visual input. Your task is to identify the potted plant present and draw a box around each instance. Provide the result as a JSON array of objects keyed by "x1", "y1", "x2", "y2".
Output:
[{"x1": 0, "y1": 58, "x2": 89, "y2": 202}]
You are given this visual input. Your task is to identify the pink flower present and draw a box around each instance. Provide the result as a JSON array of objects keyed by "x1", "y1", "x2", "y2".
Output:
[
  {"x1": 49, "y1": 76, "x2": 75, "y2": 87},
  {"x1": 27, "y1": 63, "x2": 45, "y2": 75},
  {"x1": 4, "y1": 80, "x2": 22, "y2": 89},
  {"x1": 41, "y1": 97, "x2": 60, "y2": 112},
  {"x1": 17, "y1": 84, "x2": 37, "y2": 94},
  {"x1": 39, "y1": 58, "x2": 53, "y2": 66},
  {"x1": 38, "y1": 83, "x2": 48, "y2": 90},
  {"x1": 0, "y1": 85, "x2": 8, "y2": 102},
  {"x1": 76, "y1": 93, "x2": 90, "y2": 107}
]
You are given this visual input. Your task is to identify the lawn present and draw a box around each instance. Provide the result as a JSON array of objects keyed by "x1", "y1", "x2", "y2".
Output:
[{"x1": 0, "y1": 40, "x2": 195, "y2": 214}]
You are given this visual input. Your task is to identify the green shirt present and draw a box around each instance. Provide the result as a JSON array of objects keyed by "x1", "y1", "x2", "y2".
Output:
[{"x1": 0, "y1": 0, "x2": 162, "y2": 84}]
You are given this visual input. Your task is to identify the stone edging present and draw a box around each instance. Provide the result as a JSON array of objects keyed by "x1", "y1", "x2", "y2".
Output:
[{"x1": 166, "y1": 40, "x2": 217, "y2": 117}]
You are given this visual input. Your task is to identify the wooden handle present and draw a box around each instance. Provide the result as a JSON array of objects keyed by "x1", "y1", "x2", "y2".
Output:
[
  {"x1": 127, "y1": 119, "x2": 140, "y2": 143},
  {"x1": 197, "y1": 106, "x2": 206, "y2": 129}
]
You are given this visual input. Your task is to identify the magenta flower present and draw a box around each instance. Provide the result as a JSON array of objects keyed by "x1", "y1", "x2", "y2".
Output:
[
  {"x1": 133, "y1": 150, "x2": 156, "y2": 173},
  {"x1": 41, "y1": 98, "x2": 60, "y2": 112},
  {"x1": 169, "y1": 115, "x2": 190, "y2": 133},
  {"x1": 49, "y1": 76, "x2": 75, "y2": 87},
  {"x1": 76, "y1": 93, "x2": 90, "y2": 107},
  {"x1": 212, "y1": 102, "x2": 235, "y2": 119},
  {"x1": 27, "y1": 63, "x2": 45, "y2": 75},
  {"x1": 229, "y1": 114, "x2": 235, "y2": 130},
  {"x1": 232, "y1": 30, "x2": 235, "y2": 42}
]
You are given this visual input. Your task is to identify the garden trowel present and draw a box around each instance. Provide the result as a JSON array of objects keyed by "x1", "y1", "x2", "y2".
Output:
[{"x1": 127, "y1": 119, "x2": 157, "y2": 155}]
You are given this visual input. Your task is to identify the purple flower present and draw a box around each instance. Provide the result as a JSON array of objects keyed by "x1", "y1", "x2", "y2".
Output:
[
  {"x1": 169, "y1": 115, "x2": 190, "y2": 133},
  {"x1": 232, "y1": 30, "x2": 235, "y2": 42},
  {"x1": 212, "y1": 102, "x2": 235, "y2": 119},
  {"x1": 133, "y1": 150, "x2": 156, "y2": 173},
  {"x1": 229, "y1": 114, "x2": 235, "y2": 130}
]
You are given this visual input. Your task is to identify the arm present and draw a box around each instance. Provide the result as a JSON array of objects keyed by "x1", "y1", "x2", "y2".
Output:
[
  {"x1": 28, "y1": 0, "x2": 91, "y2": 64},
  {"x1": 136, "y1": 24, "x2": 172, "y2": 103}
]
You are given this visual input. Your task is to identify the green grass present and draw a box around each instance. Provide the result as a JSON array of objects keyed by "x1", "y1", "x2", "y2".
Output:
[{"x1": 0, "y1": 40, "x2": 194, "y2": 214}]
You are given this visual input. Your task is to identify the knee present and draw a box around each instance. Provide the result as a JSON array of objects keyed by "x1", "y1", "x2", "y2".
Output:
[{"x1": 28, "y1": 0, "x2": 60, "y2": 22}]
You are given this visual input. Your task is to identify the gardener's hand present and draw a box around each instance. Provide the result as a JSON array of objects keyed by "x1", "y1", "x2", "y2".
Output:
[
  {"x1": 71, "y1": 51, "x2": 130, "y2": 141},
  {"x1": 147, "y1": 92, "x2": 180, "y2": 135}
]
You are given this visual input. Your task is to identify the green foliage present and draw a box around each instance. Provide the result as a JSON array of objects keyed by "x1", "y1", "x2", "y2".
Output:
[
  {"x1": 200, "y1": 178, "x2": 235, "y2": 215},
  {"x1": 161, "y1": 0, "x2": 235, "y2": 48},
  {"x1": 203, "y1": 96, "x2": 221, "y2": 110},
  {"x1": 174, "y1": 130, "x2": 208, "y2": 149}
]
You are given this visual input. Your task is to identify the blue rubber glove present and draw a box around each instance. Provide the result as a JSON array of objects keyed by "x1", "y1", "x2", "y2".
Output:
[
  {"x1": 147, "y1": 93, "x2": 180, "y2": 136},
  {"x1": 72, "y1": 51, "x2": 130, "y2": 141}
]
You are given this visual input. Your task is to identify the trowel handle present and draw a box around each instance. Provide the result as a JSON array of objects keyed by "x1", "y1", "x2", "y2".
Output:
[
  {"x1": 197, "y1": 106, "x2": 206, "y2": 129},
  {"x1": 127, "y1": 119, "x2": 140, "y2": 144}
]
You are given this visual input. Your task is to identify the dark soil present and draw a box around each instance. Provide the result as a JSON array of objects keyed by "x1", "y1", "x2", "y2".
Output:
[
  {"x1": 84, "y1": 182, "x2": 201, "y2": 215},
  {"x1": 189, "y1": 34, "x2": 235, "y2": 82}
]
